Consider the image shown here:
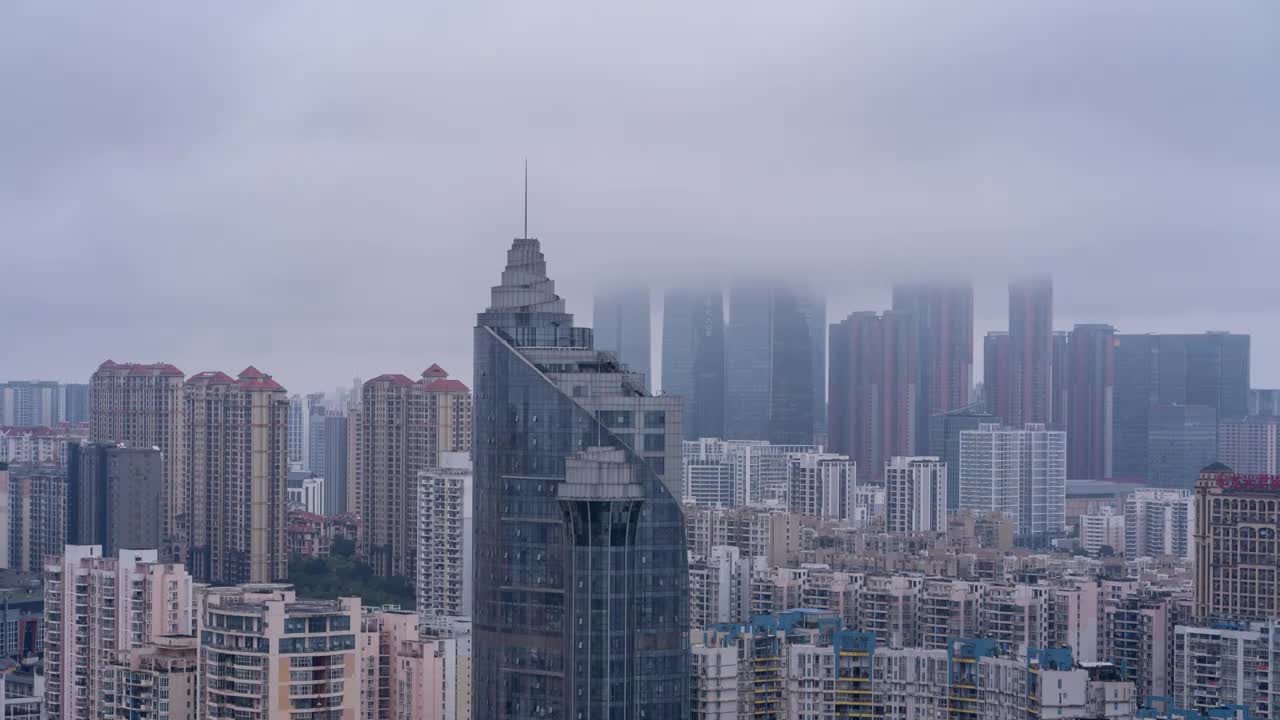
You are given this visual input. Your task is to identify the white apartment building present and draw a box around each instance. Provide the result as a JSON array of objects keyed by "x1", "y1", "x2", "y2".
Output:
[
  {"x1": 959, "y1": 423, "x2": 1066, "y2": 542},
  {"x1": 417, "y1": 451, "x2": 473, "y2": 629},
  {"x1": 683, "y1": 459, "x2": 735, "y2": 508},
  {"x1": 1217, "y1": 415, "x2": 1280, "y2": 475},
  {"x1": 1123, "y1": 488, "x2": 1193, "y2": 561},
  {"x1": 682, "y1": 438, "x2": 818, "y2": 507},
  {"x1": 786, "y1": 452, "x2": 858, "y2": 522},
  {"x1": 688, "y1": 545, "x2": 753, "y2": 628},
  {"x1": 884, "y1": 456, "x2": 947, "y2": 534},
  {"x1": 1079, "y1": 506, "x2": 1126, "y2": 554},
  {"x1": 690, "y1": 645, "x2": 738, "y2": 720},
  {"x1": 43, "y1": 546, "x2": 193, "y2": 720},
  {"x1": 1172, "y1": 622, "x2": 1280, "y2": 720}
]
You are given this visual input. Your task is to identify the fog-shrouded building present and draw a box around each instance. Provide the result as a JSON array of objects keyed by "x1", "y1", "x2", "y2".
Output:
[
  {"x1": 829, "y1": 310, "x2": 917, "y2": 482},
  {"x1": 593, "y1": 284, "x2": 651, "y2": 392},
  {"x1": 959, "y1": 423, "x2": 1066, "y2": 544},
  {"x1": 472, "y1": 236, "x2": 689, "y2": 719},
  {"x1": 67, "y1": 442, "x2": 161, "y2": 554},
  {"x1": 662, "y1": 287, "x2": 726, "y2": 440},
  {"x1": 354, "y1": 365, "x2": 471, "y2": 579},
  {"x1": 90, "y1": 361, "x2": 185, "y2": 561},
  {"x1": 184, "y1": 367, "x2": 289, "y2": 585},
  {"x1": 891, "y1": 281, "x2": 974, "y2": 452},
  {"x1": 726, "y1": 281, "x2": 824, "y2": 445},
  {"x1": 1008, "y1": 275, "x2": 1054, "y2": 427},
  {"x1": 1147, "y1": 404, "x2": 1218, "y2": 488},
  {"x1": 1066, "y1": 323, "x2": 1115, "y2": 480},
  {"x1": 929, "y1": 405, "x2": 999, "y2": 511},
  {"x1": 1217, "y1": 415, "x2": 1279, "y2": 475},
  {"x1": 885, "y1": 456, "x2": 947, "y2": 534},
  {"x1": 1113, "y1": 332, "x2": 1249, "y2": 480}
]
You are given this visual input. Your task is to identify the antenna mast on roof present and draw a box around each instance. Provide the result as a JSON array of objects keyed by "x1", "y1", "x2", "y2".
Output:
[{"x1": 523, "y1": 158, "x2": 529, "y2": 239}]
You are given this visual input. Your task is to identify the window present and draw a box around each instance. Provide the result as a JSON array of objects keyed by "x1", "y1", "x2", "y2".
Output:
[
  {"x1": 643, "y1": 434, "x2": 665, "y2": 452},
  {"x1": 599, "y1": 411, "x2": 633, "y2": 428},
  {"x1": 644, "y1": 412, "x2": 665, "y2": 428}
]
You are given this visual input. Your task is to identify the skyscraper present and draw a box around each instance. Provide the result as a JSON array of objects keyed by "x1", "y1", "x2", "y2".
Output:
[
  {"x1": 184, "y1": 367, "x2": 289, "y2": 584},
  {"x1": 662, "y1": 287, "x2": 726, "y2": 440},
  {"x1": 1051, "y1": 330, "x2": 1070, "y2": 430},
  {"x1": 61, "y1": 383, "x2": 89, "y2": 425},
  {"x1": 1007, "y1": 275, "x2": 1054, "y2": 426},
  {"x1": 885, "y1": 456, "x2": 947, "y2": 534},
  {"x1": 354, "y1": 365, "x2": 471, "y2": 578},
  {"x1": 417, "y1": 451, "x2": 473, "y2": 628},
  {"x1": 593, "y1": 284, "x2": 652, "y2": 392},
  {"x1": 892, "y1": 281, "x2": 974, "y2": 450},
  {"x1": 1113, "y1": 332, "x2": 1250, "y2": 479},
  {"x1": 287, "y1": 394, "x2": 305, "y2": 467},
  {"x1": 1147, "y1": 404, "x2": 1218, "y2": 488},
  {"x1": 1066, "y1": 324, "x2": 1115, "y2": 479},
  {"x1": 67, "y1": 442, "x2": 162, "y2": 553},
  {"x1": 982, "y1": 332, "x2": 1013, "y2": 422},
  {"x1": 2, "y1": 463, "x2": 67, "y2": 572},
  {"x1": 828, "y1": 310, "x2": 917, "y2": 481},
  {"x1": 89, "y1": 361, "x2": 185, "y2": 560},
  {"x1": 323, "y1": 413, "x2": 349, "y2": 514},
  {"x1": 959, "y1": 423, "x2": 1066, "y2": 543},
  {"x1": 473, "y1": 236, "x2": 688, "y2": 719},
  {"x1": 928, "y1": 405, "x2": 999, "y2": 511},
  {"x1": 726, "y1": 282, "x2": 824, "y2": 445}
]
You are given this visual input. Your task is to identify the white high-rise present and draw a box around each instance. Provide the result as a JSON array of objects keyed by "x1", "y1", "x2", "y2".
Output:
[
  {"x1": 1078, "y1": 507, "x2": 1126, "y2": 554},
  {"x1": 884, "y1": 456, "x2": 947, "y2": 534},
  {"x1": 959, "y1": 423, "x2": 1066, "y2": 541},
  {"x1": 1217, "y1": 415, "x2": 1280, "y2": 475},
  {"x1": 682, "y1": 438, "x2": 817, "y2": 507},
  {"x1": 417, "y1": 451, "x2": 474, "y2": 629},
  {"x1": 1124, "y1": 488, "x2": 1194, "y2": 560},
  {"x1": 786, "y1": 452, "x2": 857, "y2": 522}
]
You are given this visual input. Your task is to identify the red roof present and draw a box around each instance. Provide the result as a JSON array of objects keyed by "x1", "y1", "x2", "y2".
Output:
[
  {"x1": 239, "y1": 378, "x2": 285, "y2": 391},
  {"x1": 370, "y1": 373, "x2": 415, "y2": 386},
  {"x1": 238, "y1": 366, "x2": 266, "y2": 379},
  {"x1": 187, "y1": 371, "x2": 234, "y2": 384},
  {"x1": 422, "y1": 363, "x2": 449, "y2": 378},
  {"x1": 424, "y1": 378, "x2": 469, "y2": 393}
]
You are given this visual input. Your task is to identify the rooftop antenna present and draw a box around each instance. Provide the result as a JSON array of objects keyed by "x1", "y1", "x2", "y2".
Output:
[{"x1": 523, "y1": 158, "x2": 529, "y2": 239}]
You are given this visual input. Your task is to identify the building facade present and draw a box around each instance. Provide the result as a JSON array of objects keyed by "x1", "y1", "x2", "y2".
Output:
[
  {"x1": 1123, "y1": 488, "x2": 1194, "y2": 561},
  {"x1": 661, "y1": 287, "x2": 726, "y2": 440},
  {"x1": 106, "y1": 635, "x2": 200, "y2": 720},
  {"x1": 354, "y1": 365, "x2": 472, "y2": 579},
  {"x1": 928, "y1": 406, "x2": 999, "y2": 511},
  {"x1": 884, "y1": 456, "x2": 947, "y2": 534},
  {"x1": 416, "y1": 452, "x2": 473, "y2": 629},
  {"x1": 323, "y1": 413, "x2": 350, "y2": 515},
  {"x1": 891, "y1": 281, "x2": 974, "y2": 452},
  {"x1": 1007, "y1": 275, "x2": 1054, "y2": 427},
  {"x1": 1217, "y1": 414, "x2": 1279, "y2": 475},
  {"x1": 184, "y1": 367, "x2": 289, "y2": 585},
  {"x1": 1147, "y1": 404, "x2": 1218, "y2": 488},
  {"x1": 472, "y1": 236, "x2": 689, "y2": 719},
  {"x1": 1066, "y1": 323, "x2": 1115, "y2": 479},
  {"x1": 2, "y1": 463, "x2": 67, "y2": 573},
  {"x1": 1194, "y1": 463, "x2": 1280, "y2": 623},
  {"x1": 959, "y1": 423, "x2": 1066, "y2": 543},
  {"x1": 67, "y1": 442, "x2": 162, "y2": 554},
  {"x1": 786, "y1": 452, "x2": 858, "y2": 522},
  {"x1": 90, "y1": 361, "x2": 185, "y2": 560}
]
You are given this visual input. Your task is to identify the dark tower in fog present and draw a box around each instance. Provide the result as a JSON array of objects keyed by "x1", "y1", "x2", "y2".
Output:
[
  {"x1": 1066, "y1": 324, "x2": 1115, "y2": 479},
  {"x1": 662, "y1": 287, "x2": 726, "y2": 440},
  {"x1": 593, "y1": 285, "x2": 652, "y2": 392},
  {"x1": 1008, "y1": 275, "x2": 1054, "y2": 427},
  {"x1": 892, "y1": 281, "x2": 974, "y2": 452}
]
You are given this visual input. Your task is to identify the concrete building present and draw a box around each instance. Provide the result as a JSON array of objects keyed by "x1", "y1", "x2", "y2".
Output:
[
  {"x1": 1147, "y1": 403, "x2": 1218, "y2": 488},
  {"x1": 1066, "y1": 323, "x2": 1116, "y2": 480},
  {"x1": 1079, "y1": 506, "x2": 1125, "y2": 554},
  {"x1": 0, "y1": 663, "x2": 43, "y2": 719},
  {"x1": 1171, "y1": 622, "x2": 1280, "y2": 720},
  {"x1": 1195, "y1": 463, "x2": 1280, "y2": 623},
  {"x1": 688, "y1": 545, "x2": 753, "y2": 629},
  {"x1": 1217, "y1": 414, "x2": 1279, "y2": 475},
  {"x1": 184, "y1": 367, "x2": 289, "y2": 585},
  {"x1": 593, "y1": 284, "x2": 651, "y2": 392},
  {"x1": 727, "y1": 282, "x2": 825, "y2": 445},
  {"x1": 0, "y1": 425, "x2": 84, "y2": 467},
  {"x1": 43, "y1": 546, "x2": 193, "y2": 720},
  {"x1": 1123, "y1": 488, "x2": 1194, "y2": 561},
  {"x1": 681, "y1": 438, "x2": 817, "y2": 507},
  {"x1": 828, "y1": 310, "x2": 917, "y2": 481},
  {"x1": 786, "y1": 452, "x2": 858, "y2": 522},
  {"x1": 891, "y1": 281, "x2": 975, "y2": 453},
  {"x1": 0, "y1": 380, "x2": 62, "y2": 427},
  {"x1": 2, "y1": 463, "x2": 67, "y2": 572},
  {"x1": 287, "y1": 476, "x2": 325, "y2": 515},
  {"x1": 690, "y1": 644, "x2": 738, "y2": 720},
  {"x1": 1102, "y1": 591, "x2": 1178, "y2": 702},
  {"x1": 927, "y1": 405, "x2": 999, "y2": 511},
  {"x1": 884, "y1": 456, "x2": 947, "y2": 534},
  {"x1": 1004, "y1": 275, "x2": 1054, "y2": 427},
  {"x1": 683, "y1": 455, "x2": 736, "y2": 508},
  {"x1": 322, "y1": 413, "x2": 349, "y2": 515},
  {"x1": 288, "y1": 394, "x2": 305, "y2": 468},
  {"x1": 416, "y1": 451, "x2": 473, "y2": 629},
  {"x1": 959, "y1": 423, "x2": 1066, "y2": 544},
  {"x1": 662, "y1": 287, "x2": 726, "y2": 440},
  {"x1": 472, "y1": 236, "x2": 688, "y2": 719},
  {"x1": 90, "y1": 361, "x2": 185, "y2": 560},
  {"x1": 106, "y1": 634, "x2": 200, "y2": 720},
  {"x1": 199, "y1": 584, "x2": 359, "y2": 720},
  {"x1": 354, "y1": 365, "x2": 471, "y2": 578},
  {"x1": 67, "y1": 442, "x2": 161, "y2": 554},
  {"x1": 683, "y1": 504, "x2": 808, "y2": 567},
  {"x1": 1249, "y1": 388, "x2": 1280, "y2": 416},
  {"x1": 358, "y1": 608, "x2": 472, "y2": 720}
]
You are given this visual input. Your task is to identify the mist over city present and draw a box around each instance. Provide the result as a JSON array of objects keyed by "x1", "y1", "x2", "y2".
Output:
[{"x1": 3, "y1": 3, "x2": 1279, "y2": 720}]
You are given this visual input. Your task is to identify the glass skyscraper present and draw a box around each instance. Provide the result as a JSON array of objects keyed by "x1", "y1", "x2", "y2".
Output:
[
  {"x1": 661, "y1": 287, "x2": 726, "y2": 440},
  {"x1": 473, "y1": 237, "x2": 689, "y2": 719}
]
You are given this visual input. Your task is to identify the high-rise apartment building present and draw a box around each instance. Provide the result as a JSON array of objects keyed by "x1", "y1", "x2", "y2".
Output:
[
  {"x1": 90, "y1": 361, "x2": 185, "y2": 559},
  {"x1": 354, "y1": 365, "x2": 471, "y2": 578},
  {"x1": 473, "y1": 236, "x2": 688, "y2": 719},
  {"x1": 62, "y1": 383, "x2": 90, "y2": 425},
  {"x1": 1217, "y1": 415, "x2": 1279, "y2": 475},
  {"x1": 959, "y1": 423, "x2": 1066, "y2": 543},
  {"x1": 1172, "y1": 622, "x2": 1280, "y2": 720},
  {"x1": 1051, "y1": 330, "x2": 1070, "y2": 430},
  {"x1": 2, "y1": 463, "x2": 67, "y2": 572},
  {"x1": 593, "y1": 284, "x2": 651, "y2": 392},
  {"x1": 983, "y1": 331, "x2": 1013, "y2": 421},
  {"x1": 891, "y1": 281, "x2": 974, "y2": 451},
  {"x1": 1147, "y1": 404, "x2": 1218, "y2": 488},
  {"x1": 681, "y1": 438, "x2": 817, "y2": 507},
  {"x1": 683, "y1": 454, "x2": 736, "y2": 508},
  {"x1": 828, "y1": 310, "x2": 917, "y2": 482},
  {"x1": 184, "y1": 367, "x2": 289, "y2": 585},
  {"x1": 0, "y1": 425, "x2": 84, "y2": 466},
  {"x1": 199, "y1": 584, "x2": 360, "y2": 720},
  {"x1": 1123, "y1": 488, "x2": 1194, "y2": 561},
  {"x1": 928, "y1": 405, "x2": 999, "y2": 511},
  {"x1": 1007, "y1": 275, "x2": 1054, "y2": 426},
  {"x1": 1113, "y1": 332, "x2": 1250, "y2": 479},
  {"x1": 358, "y1": 608, "x2": 473, "y2": 720},
  {"x1": 417, "y1": 452, "x2": 473, "y2": 629},
  {"x1": 323, "y1": 413, "x2": 349, "y2": 515},
  {"x1": 1078, "y1": 507, "x2": 1125, "y2": 554},
  {"x1": 1066, "y1": 324, "x2": 1115, "y2": 479},
  {"x1": 661, "y1": 287, "x2": 726, "y2": 440},
  {"x1": 726, "y1": 282, "x2": 824, "y2": 445},
  {"x1": 288, "y1": 394, "x2": 305, "y2": 467},
  {"x1": 105, "y1": 635, "x2": 200, "y2": 720},
  {"x1": 1194, "y1": 463, "x2": 1280, "y2": 623},
  {"x1": 67, "y1": 442, "x2": 162, "y2": 553},
  {"x1": 44, "y1": 546, "x2": 193, "y2": 720},
  {"x1": 885, "y1": 456, "x2": 947, "y2": 534},
  {"x1": 0, "y1": 380, "x2": 62, "y2": 427},
  {"x1": 786, "y1": 452, "x2": 857, "y2": 522}
]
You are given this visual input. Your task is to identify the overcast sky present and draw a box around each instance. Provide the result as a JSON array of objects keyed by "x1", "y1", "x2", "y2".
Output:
[{"x1": 3, "y1": 2, "x2": 1277, "y2": 394}]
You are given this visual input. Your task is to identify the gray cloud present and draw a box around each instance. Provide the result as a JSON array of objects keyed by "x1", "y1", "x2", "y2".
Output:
[{"x1": 2, "y1": 1, "x2": 1277, "y2": 392}]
